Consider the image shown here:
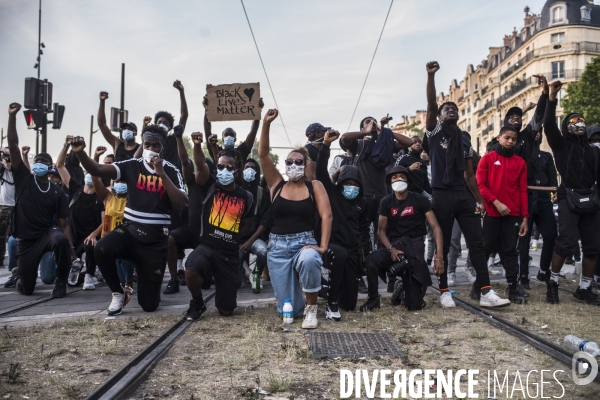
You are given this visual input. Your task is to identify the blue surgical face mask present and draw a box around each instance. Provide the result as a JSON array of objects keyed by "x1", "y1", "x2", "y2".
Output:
[
  {"x1": 122, "y1": 129, "x2": 134, "y2": 141},
  {"x1": 216, "y1": 169, "x2": 235, "y2": 186},
  {"x1": 32, "y1": 163, "x2": 49, "y2": 177},
  {"x1": 113, "y1": 182, "x2": 128, "y2": 194},
  {"x1": 342, "y1": 185, "x2": 360, "y2": 200},
  {"x1": 243, "y1": 168, "x2": 256, "y2": 182},
  {"x1": 84, "y1": 174, "x2": 93, "y2": 186},
  {"x1": 223, "y1": 136, "x2": 235, "y2": 149}
]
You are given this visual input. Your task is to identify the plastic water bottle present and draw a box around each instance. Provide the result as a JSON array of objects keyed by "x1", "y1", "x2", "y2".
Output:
[
  {"x1": 282, "y1": 299, "x2": 294, "y2": 324},
  {"x1": 251, "y1": 266, "x2": 261, "y2": 294},
  {"x1": 68, "y1": 259, "x2": 83, "y2": 286},
  {"x1": 564, "y1": 334, "x2": 600, "y2": 357}
]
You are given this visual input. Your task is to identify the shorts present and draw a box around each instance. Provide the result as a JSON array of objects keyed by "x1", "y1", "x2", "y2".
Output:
[{"x1": 170, "y1": 225, "x2": 200, "y2": 250}]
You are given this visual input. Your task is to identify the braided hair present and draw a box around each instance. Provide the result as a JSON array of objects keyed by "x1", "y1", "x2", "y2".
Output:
[{"x1": 217, "y1": 149, "x2": 243, "y2": 172}]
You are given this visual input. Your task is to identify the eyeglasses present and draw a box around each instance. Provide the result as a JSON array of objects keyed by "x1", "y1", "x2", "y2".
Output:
[
  {"x1": 284, "y1": 159, "x2": 304, "y2": 166},
  {"x1": 216, "y1": 164, "x2": 236, "y2": 172},
  {"x1": 569, "y1": 116, "x2": 585, "y2": 124}
]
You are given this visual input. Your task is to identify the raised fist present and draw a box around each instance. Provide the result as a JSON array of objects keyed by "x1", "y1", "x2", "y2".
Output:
[
  {"x1": 99, "y1": 91, "x2": 109, "y2": 101},
  {"x1": 8, "y1": 103, "x2": 21, "y2": 115},
  {"x1": 426, "y1": 61, "x2": 440, "y2": 74},
  {"x1": 191, "y1": 132, "x2": 203, "y2": 145},
  {"x1": 173, "y1": 124, "x2": 184, "y2": 138}
]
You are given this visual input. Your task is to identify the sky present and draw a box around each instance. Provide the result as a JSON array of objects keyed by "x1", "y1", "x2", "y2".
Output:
[{"x1": 0, "y1": 0, "x2": 549, "y2": 163}]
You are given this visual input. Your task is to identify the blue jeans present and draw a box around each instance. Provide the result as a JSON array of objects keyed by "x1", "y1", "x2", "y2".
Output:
[
  {"x1": 267, "y1": 232, "x2": 322, "y2": 318},
  {"x1": 116, "y1": 259, "x2": 135, "y2": 285},
  {"x1": 238, "y1": 238, "x2": 268, "y2": 283},
  {"x1": 7, "y1": 236, "x2": 17, "y2": 271}
]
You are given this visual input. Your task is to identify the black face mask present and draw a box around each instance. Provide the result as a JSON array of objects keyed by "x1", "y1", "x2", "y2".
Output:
[{"x1": 409, "y1": 149, "x2": 423, "y2": 158}]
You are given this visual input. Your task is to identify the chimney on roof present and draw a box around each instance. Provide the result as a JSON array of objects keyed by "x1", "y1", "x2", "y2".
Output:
[
  {"x1": 503, "y1": 34, "x2": 511, "y2": 46},
  {"x1": 512, "y1": 27, "x2": 518, "y2": 38},
  {"x1": 524, "y1": 6, "x2": 530, "y2": 16}
]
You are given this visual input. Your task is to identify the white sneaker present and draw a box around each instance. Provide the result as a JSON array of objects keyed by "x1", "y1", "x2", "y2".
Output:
[
  {"x1": 107, "y1": 292, "x2": 130, "y2": 316},
  {"x1": 325, "y1": 302, "x2": 342, "y2": 322},
  {"x1": 439, "y1": 292, "x2": 456, "y2": 308},
  {"x1": 479, "y1": 289, "x2": 511, "y2": 308},
  {"x1": 302, "y1": 304, "x2": 318, "y2": 329},
  {"x1": 488, "y1": 266, "x2": 502, "y2": 276},
  {"x1": 448, "y1": 272, "x2": 456, "y2": 287},
  {"x1": 465, "y1": 266, "x2": 477, "y2": 284},
  {"x1": 83, "y1": 274, "x2": 95, "y2": 290}
]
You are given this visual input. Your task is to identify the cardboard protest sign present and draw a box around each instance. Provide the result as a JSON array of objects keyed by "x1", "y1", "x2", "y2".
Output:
[{"x1": 205, "y1": 82, "x2": 261, "y2": 122}]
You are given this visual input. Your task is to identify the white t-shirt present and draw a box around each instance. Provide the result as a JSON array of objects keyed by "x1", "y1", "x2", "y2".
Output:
[{"x1": 0, "y1": 168, "x2": 15, "y2": 207}]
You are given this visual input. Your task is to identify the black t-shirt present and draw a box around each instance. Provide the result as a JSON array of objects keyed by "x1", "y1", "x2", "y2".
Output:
[
  {"x1": 200, "y1": 175, "x2": 253, "y2": 256},
  {"x1": 378, "y1": 192, "x2": 431, "y2": 239},
  {"x1": 343, "y1": 139, "x2": 388, "y2": 197},
  {"x1": 115, "y1": 141, "x2": 141, "y2": 162},
  {"x1": 423, "y1": 121, "x2": 473, "y2": 190},
  {"x1": 305, "y1": 143, "x2": 319, "y2": 162},
  {"x1": 113, "y1": 158, "x2": 184, "y2": 229},
  {"x1": 68, "y1": 178, "x2": 104, "y2": 242},
  {"x1": 162, "y1": 135, "x2": 181, "y2": 170},
  {"x1": 12, "y1": 163, "x2": 69, "y2": 240},
  {"x1": 186, "y1": 175, "x2": 202, "y2": 238}
]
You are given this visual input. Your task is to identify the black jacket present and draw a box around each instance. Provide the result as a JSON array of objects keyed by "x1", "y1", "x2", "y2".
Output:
[
  {"x1": 543, "y1": 100, "x2": 600, "y2": 200},
  {"x1": 316, "y1": 144, "x2": 368, "y2": 252},
  {"x1": 395, "y1": 151, "x2": 432, "y2": 195}
]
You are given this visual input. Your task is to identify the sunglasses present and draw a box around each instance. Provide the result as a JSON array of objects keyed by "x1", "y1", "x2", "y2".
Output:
[
  {"x1": 569, "y1": 116, "x2": 585, "y2": 124},
  {"x1": 216, "y1": 164, "x2": 236, "y2": 172},
  {"x1": 284, "y1": 159, "x2": 304, "y2": 166}
]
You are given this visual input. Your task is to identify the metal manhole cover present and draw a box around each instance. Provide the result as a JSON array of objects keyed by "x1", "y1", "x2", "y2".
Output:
[{"x1": 310, "y1": 332, "x2": 404, "y2": 359}]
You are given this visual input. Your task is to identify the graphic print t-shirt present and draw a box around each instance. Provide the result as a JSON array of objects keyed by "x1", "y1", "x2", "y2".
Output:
[
  {"x1": 378, "y1": 192, "x2": 432, "y2": 239},
  {"x1": 101, "y1": 192, "x2": 127, "y2": 237},
  {"x1": 200, "y1": 175, "x2": 253, "y2": 256},
  {"x1": 112, "y1": 158, "x2": 184, "y2": 229}
]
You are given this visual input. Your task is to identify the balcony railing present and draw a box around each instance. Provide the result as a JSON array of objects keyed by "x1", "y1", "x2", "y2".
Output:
[
  {"x1": 500, "y1": 50, "x2": 535, "y2": 81},
  {"x1": 496, "y1": 70, "x2": 582, "y2": 104},
  {"x1": 482, "y1": 99, "x2": 496, "y2": 113},
  {"x1": 481, "y1": 124, "x2": 495, "y2": 136}
]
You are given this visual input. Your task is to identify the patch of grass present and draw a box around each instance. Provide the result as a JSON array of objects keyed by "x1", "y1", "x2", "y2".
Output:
[
  {"x1": 49, "y1": 376, "x2": 82, "y2": 399},
  {"x1": 5, "y1": 363, "x2": 21, "y2": 384},
  {"x1": 95, "y1": 334, "x2": 118, "y2": 355},
  {"x1": 265, "y1": 371, "x2": 291, "y2": 393},
  {"x1": 468, "y1": 329, "x2": 488, "y2": 339}
]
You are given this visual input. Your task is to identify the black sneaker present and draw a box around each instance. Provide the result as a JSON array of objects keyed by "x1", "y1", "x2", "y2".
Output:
[
  {"x1": 387, "y1": 278, "x2": 396, "y2": 293},
  {"x1": 325, "y1": 301, "x2": 342, "y2": 321},
  {"x1": 506, "y1": 283, "x2": 529, "y2": 298},
  {"x1": 573, "y1": 286, "x2": 600, "y2": 306},
  {"x1": 185, "y1": 298, "x2": 207, "y2": 321},
  {"x1": 358, "y1": 277, "x2": 368, "y2": 294},
  {"x1": 470, "y1": 282, "x2": 481, "y2": 301},
  {"x1": 391, "y1": 280, "x2": 403, "y2": 306},
  {"x1": 163, "y1": 278, "x2": 179, "y2": 295},
  {"x1": 177, "y1": 270, "x2": 186, "y2": 286},
  {"x1": 546, "y1": 280, "x2": 560, "y2": 304},
  {"x1": 536, "y1": 270, "x2": 549, "y2": 283},
  {"x1": 3, "y1": 271, "x2": 17, "y2": 288},
  {"x1": 359, "y1": 295, "x2": 380, "y2": 312},
  {"x1": 52, "y1": 278, "x2": 68, "y2": 298}
]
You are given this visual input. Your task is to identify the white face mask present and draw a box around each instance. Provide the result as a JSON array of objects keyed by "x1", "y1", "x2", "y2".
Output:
[
  {"x1": 391, "y1": 180, "x2": 408, "y2": 193},
  {"x1": 142, "y1": 149, "x2": 159, "y2": 163},
  {"x1": 285, "y1": 165, "x2": 305, "y2": 182},
  {"x1": 159, "y1": 123, "x2": 169, "y2": 133},
  {"x1": 591, "y1": 142, "x2": 600, "y2": 148}
]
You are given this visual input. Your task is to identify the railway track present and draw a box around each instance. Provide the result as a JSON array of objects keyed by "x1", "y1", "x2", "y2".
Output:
[
  {"x1": 430, "y1": 286, "x2": 600, "y2": 385},
  {"x1": 85, "y1": 290, "x2": 216, "y2": 400}
]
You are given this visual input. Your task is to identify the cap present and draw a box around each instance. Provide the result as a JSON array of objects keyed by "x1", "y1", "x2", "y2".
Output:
[
  {"x1": 385, "y1": 165, "x2": 409, "y2": 185},
  {"x1": 121, "y1": 121, "x2": 138, "y2": 132},
  {"x1": 305, "y1": 123, "x2": 331, "y2": 138},
  {"x1": 506, "y1": 107, "x2": 523, "y2": 118},
  {"x1": 47, "y1": 166, "x2": 59, "y2": 176}
]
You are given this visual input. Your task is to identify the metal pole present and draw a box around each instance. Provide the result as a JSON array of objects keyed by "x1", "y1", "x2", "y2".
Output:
[
  {"x1": 90, "y1": 115, "x2": 94, "y2": 149},
  {"x1": 119, "y1": 63, "x2": 125, "y2": 139},
  {"x1": 41, "y1": 111, "x2": 47, "y2": 153},
  {"x1": 37, "y1": 0, "x2": 41, "y2": 80},
  {"x1": 35, "y1": 131, "x2": 39, "y2": 155}
]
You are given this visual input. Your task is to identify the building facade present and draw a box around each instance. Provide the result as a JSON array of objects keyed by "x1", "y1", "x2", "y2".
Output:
[{"x1": 393, "y1": 0, "x2": 600, "y2": 154}]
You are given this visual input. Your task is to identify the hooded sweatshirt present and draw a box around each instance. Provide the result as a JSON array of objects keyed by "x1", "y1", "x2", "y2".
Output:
[
  {"x1": 544, "y1": 100, "x2": 600, "y2": 200},
  {"x1": 240, "y1": 159, "x2": 271, "y2": 241},
  {"x1": 316, "y1": 144, "x2": 368, "y2": 252},
  {"x1": 395, "y1": 150, "x2": 432, "y2": 195}
]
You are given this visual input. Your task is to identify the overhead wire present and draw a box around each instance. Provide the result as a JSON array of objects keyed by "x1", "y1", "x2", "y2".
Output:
[
  {"x1": 346, "y1": 0, "x2": 394, "y2": 132},
  {"x1": 240, "y1": 0, "x2": 293, "y2": 147}
]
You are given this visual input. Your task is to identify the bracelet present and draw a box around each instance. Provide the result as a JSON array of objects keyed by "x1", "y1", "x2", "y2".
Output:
[{"x1": 388, "y1": 246, "x2": 394, "y2": 251}]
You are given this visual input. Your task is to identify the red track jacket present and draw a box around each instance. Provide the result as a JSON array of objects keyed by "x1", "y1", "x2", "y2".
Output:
[{"x1": 476, "y1": 151, "x2": 529, "y2": 218}]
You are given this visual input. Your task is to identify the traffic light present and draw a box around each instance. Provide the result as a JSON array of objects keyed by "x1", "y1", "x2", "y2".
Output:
[
  {"x1": 52, "y1": 103, "x2": 65, "y2": 129},
  {"x1": 24, "y1": 78, "x2": 52, "y2": 109},
  {"x1": 23, "y1": 109, "x2": 44, "y2": 130}
]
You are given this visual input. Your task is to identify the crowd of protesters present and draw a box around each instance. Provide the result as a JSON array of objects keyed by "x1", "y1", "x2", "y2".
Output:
[{"x1": 3, "y1": 61, "x2": 600, "y2": 329}]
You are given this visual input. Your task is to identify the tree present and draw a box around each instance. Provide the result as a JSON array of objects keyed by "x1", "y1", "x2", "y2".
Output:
[
  {"x1": 406, "y1": 122, "x2": 425, "y2": 138},
  {"x1": 182, "y1": 135, "x2": 212, "y2": 160},
  {"x1": 246, "y1": 139, "x2": 279, "y2": 169},
  {"x1": 562, "y1": 56, "x2": 600, "y2": 126}
]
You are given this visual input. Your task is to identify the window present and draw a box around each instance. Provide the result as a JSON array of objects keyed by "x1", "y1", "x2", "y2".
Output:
[
  {"x1": 551, "y1": 32, "x2": 565, "y2": 43},
  {"x1": 558, "y1": 88, "x2": 566, "y2": 107},
  {"x1": 552, "y1": 61, "x2": 565, "y2": 79},
  {"x1": 551, "y1": 6, "x2": 565, "y2": 24}
]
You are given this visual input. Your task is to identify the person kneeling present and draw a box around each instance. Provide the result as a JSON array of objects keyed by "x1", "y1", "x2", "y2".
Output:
[
  {"x1": 184, "y1": 133, "x2": 254, "y2": 320},
  {"x1": 360, "y1": 166, "x2": 444, "y2": 311}
]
